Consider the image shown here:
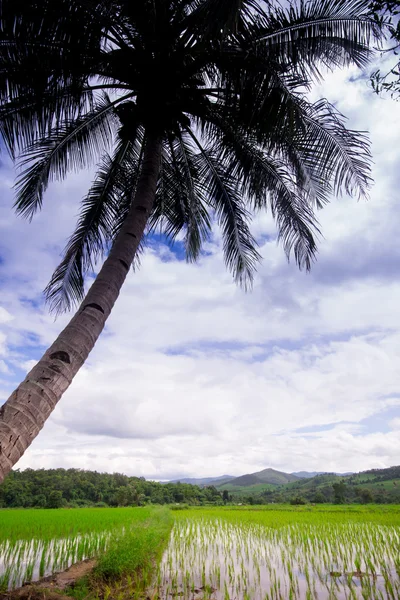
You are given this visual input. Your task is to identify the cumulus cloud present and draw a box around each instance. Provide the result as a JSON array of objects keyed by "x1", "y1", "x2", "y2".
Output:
[{"x1": 1, "y1": 62, "x2": 400, "y2": 478}]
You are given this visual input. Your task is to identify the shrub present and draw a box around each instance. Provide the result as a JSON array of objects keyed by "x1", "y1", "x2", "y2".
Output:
[{"x1": 290, "y1": 496, "x2": 307, "y2": 505}]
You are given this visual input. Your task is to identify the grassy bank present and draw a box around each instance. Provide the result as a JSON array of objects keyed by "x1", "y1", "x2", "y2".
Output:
[
  {"x1": 94, "y1": 506, "x2": 171, "y2": 582},
  {"x1": 69, "y1": 507, "x2": 172, "y2": 600}
]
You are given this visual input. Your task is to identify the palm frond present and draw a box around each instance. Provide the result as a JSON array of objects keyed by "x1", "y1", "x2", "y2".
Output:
[
  {"x1": 13, "y1": 93, "x2": 130, "y2": 220},
  {"x1": 150, "y1": 134, "x2": 211, "y2": 261},
  {"x1": 44, "y1": 137, "x2": 137, "y2": 314},
  {"x1": 253, "y1": 0, "x2": 378, "y2": 79},
  {"x1": 200, "y1": 110, "x2": 320, "y2": 270},
  {"x1": 209, "y1": 44, "x2": 310, "y2": 150},
  {"x1": 188, "y1": 128, "x2": 260, "y2": 288},
  {"x1": 299, "y1": 98, "x2": 372, "y2": 198},
  {"x1": 0, "y1": 87, "x2": 96, "y2": 158},
  {"x1": 0, "y1": 0, "x2": 116, "y2": 155},
  {"x1": 176, "y1": 134, "x2": 212, "y2": 261},
  {"x1": 181, "y1": 0, "x2": 260, "y2": 40}
]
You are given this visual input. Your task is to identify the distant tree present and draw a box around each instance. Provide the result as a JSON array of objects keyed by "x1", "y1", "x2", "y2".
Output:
[
  {"x1": 222, "y1": 490, "x2": 230, "y2": 504},
  {"x1": 290, "y1": 495, "x2": 307, "y2": 505},
  {"x1": 47, "y1": 490, "x2": 64, "y2": 509},
  {"x1": 332, "y1": 481, "x2": 346, "y2": 504},
  {"x1": 115, "y1": 486, "x2": 129, "y2": 507},
  {"x1": 358, "y1": 488, "x2": 374, "y2": 503},
  {"x1": 313, "y1": 492, "x2": 326, "y2": 504},
  {"x1": 35, "y1": 494, "x2": 47, "y2": 508}
]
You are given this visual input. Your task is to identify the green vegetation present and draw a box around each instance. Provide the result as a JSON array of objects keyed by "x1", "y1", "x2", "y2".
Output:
[
  {"x1": 171, "y1": 504, "x2": 400, "y2": 528},
  {"x1": 85, "y1": 507, "x2": 173, "y2": 600},
  {"x1": 0, "y1": 468, "x2": 223, "y2": 509},
  {"x1": 219, "y1": 466, "x2": 400, "y2": 504},
  {"x1": 0, "y1": 507, "x2": 163, "y2": 591},
  {"x1": 221, "y1": 468, "x2": 300, "y2": 488},
  {"x1": 1, "y1": 504, "x2": 400, "y2": 598},
  {"x1": 94, "y1": 507, "x2": 171, "y2": 581},
  {"x1": 2, "y1": 466, "x2": 400, "y2": 510},
  {"x1": 156, "y1": 506, "x2": 400, "y2": 599}
]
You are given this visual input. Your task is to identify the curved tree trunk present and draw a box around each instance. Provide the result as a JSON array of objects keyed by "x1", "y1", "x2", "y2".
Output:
[{"x1": 0, "y1": 135, "x2": 162, "y2": 483}]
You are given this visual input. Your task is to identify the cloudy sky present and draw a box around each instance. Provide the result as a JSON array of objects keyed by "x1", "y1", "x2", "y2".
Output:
[{"x1": 1, "y1": 56, "x2": 400, "y2": 481}]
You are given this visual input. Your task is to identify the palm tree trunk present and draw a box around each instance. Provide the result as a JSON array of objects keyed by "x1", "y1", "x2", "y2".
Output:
[{"x1": 0, "y1": 135, "x2": 162, "y2": 483}]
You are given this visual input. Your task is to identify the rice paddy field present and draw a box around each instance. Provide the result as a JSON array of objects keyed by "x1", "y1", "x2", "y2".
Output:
[
  {"x1": 1, "y1": 505, "x2": 399, "y2": 599},
  {"x1": 0, "y1": 506, "x2": 156, "y2": 589}
]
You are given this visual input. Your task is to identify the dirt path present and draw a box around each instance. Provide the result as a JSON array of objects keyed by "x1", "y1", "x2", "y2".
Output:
[{"x1": 0, "y1": 559, "x2": 96, "y2": 600}]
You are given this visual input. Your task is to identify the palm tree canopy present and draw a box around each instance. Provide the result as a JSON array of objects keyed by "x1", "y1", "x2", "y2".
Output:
[{"x1": 0, "y1": 0, "x2": 379, "y2": 312}]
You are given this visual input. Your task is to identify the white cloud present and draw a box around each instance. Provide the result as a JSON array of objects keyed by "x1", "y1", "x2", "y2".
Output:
[{"x1": 389, "y1": 418, "x2": 400, "y2": 431}]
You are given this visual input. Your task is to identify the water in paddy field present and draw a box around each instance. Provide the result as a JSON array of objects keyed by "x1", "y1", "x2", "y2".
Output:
[
  {"x1": 155, "y1": 519, "x2": 400, "y2": 599},
  {"x1": 0, "y1": 532, "x2": 108, "y2": 590}
]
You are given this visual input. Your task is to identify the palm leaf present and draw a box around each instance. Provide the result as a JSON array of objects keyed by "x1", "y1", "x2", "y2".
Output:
[
  {"x1": 188, "y1": 128, "x2": 260, "y2": 288},
  {"x1": 299, "y1": 98, "x2": 372, "y2": 198},
  {"x1": 201, "y1": 110, "x2": 320, "y2": 270},
  {"x1": 150, "y1": 134, "x2": 211, "y2": 262},
  {"x1": 13, "y1": 93, "x2": 132, "y2": 219},
  {"x1": 44, "y1": 139, "x2": 132, "y2": 314}
]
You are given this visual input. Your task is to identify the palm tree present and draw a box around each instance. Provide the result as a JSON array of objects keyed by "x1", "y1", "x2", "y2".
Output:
[{"x1": 0, "y1": 0, "x2": 378, "y2": 482}]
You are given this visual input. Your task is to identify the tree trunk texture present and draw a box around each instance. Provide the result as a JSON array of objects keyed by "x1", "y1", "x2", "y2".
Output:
[{"x1": 0, "y1": 135, "x2": 162, "y2": 483}]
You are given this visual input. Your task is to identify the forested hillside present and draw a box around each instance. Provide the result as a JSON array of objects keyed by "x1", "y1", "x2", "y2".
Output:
[
  {"x1": 252, "y1": 467, "x2": 400, "y2": 505},
  {"x1": 0, "y1": 468, "x2": 223, "y2": 508},
  {"x1": 1, "y1": 466, "x2": 399, "y2": 508}
]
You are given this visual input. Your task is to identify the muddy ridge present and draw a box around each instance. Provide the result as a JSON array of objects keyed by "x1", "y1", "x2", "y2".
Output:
[{"x1": 0, "y1": 559, "x2": 96, "y2": 600}]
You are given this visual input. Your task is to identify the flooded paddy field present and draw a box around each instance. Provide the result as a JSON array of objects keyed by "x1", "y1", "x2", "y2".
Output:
[
  {"x1": 156, "y1": 513, "x2": 400, "y2": 599},
  {"x1": 0, "y1": 507, "x2": 152, "y2": 590},
  {"x1": 1, "y1": 505, "x2": 399, "y2": 599}
]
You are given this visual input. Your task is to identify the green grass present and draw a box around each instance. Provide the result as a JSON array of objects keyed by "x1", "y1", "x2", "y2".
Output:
[
  {"x1": 67, "y1": 507, "x2": 173, "y2": 600},
  {"x1": 0, "y1": 507, "x2": 152, "y2": 541},
  {"x1": 93, "y1": 507, "x2": 172, "y2": 581}
]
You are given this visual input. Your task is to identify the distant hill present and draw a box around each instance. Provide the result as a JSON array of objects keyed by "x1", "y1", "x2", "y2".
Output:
[
  {"x1": 219, "y1": 468, "x2": 300, "y2": 488},
  {"x1": 291, "y1": 471, "x2": 353, "y2": 478},
  {"x1": 291, "y1": 471, "x2": 327, "y2": 478},
  {"x1": 168, "y1": 475, "x2": 235, "y2": 486}
]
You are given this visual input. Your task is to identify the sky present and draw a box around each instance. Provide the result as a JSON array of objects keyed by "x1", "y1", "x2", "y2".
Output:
[{"x1": 1, "y1": 58, "x2": 400, "y2": 481}]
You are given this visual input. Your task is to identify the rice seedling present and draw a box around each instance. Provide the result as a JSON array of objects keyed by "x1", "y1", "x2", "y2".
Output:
[
  {"x1": 154, "y1": 508, "x2": 400, "y2": 600},
  {"x1": 0, "y1": 507, "x2": 159, "y2": 591},
  {"x1": 1, "y1": 504, "x2": 399, "y2": 599}
]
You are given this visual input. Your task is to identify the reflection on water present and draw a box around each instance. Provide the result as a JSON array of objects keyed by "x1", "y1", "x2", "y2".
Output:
[
  {"x1": 0, "y1": 532, "x2": 109, "y2": 590},
  {"x1": 156, "y1": 519, "x2": 400, "y2": 599}
]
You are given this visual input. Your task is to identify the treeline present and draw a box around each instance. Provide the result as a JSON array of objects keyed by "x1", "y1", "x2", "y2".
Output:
[
  {"x1": 353, "y1": 465, "x2": 400, "y2": 483},
  {"x1": 0, "y1": 468, "x2": 224, "y2": 508},
  {"x1": 254, "y1": 478, "x2": 400, "y2": 505}
]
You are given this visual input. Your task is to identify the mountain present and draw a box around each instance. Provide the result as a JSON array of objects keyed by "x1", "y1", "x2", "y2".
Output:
[
  {"x1": 219, "y1": 468, "x2": 300, "y2": 488},
  {"x1": 291, "y1": 471, "x2": 327, "y2": 478},
  {"x1": 216, "y1": 465, "x2": 400, "y2": 502},
  {"x1": 168, "y1": 475, "x2": 235, "y2": 486},
  {"x1": 170, "y1": 469, "x2": 355, "y2": 488},
  {"x1": 291, "y1": 471, "x2": 354, "y2": 478}
]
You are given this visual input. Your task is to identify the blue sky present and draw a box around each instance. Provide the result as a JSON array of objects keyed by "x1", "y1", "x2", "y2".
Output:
[{"x1": 1, "y1": 61, "x2": 400, "y2": 480}]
